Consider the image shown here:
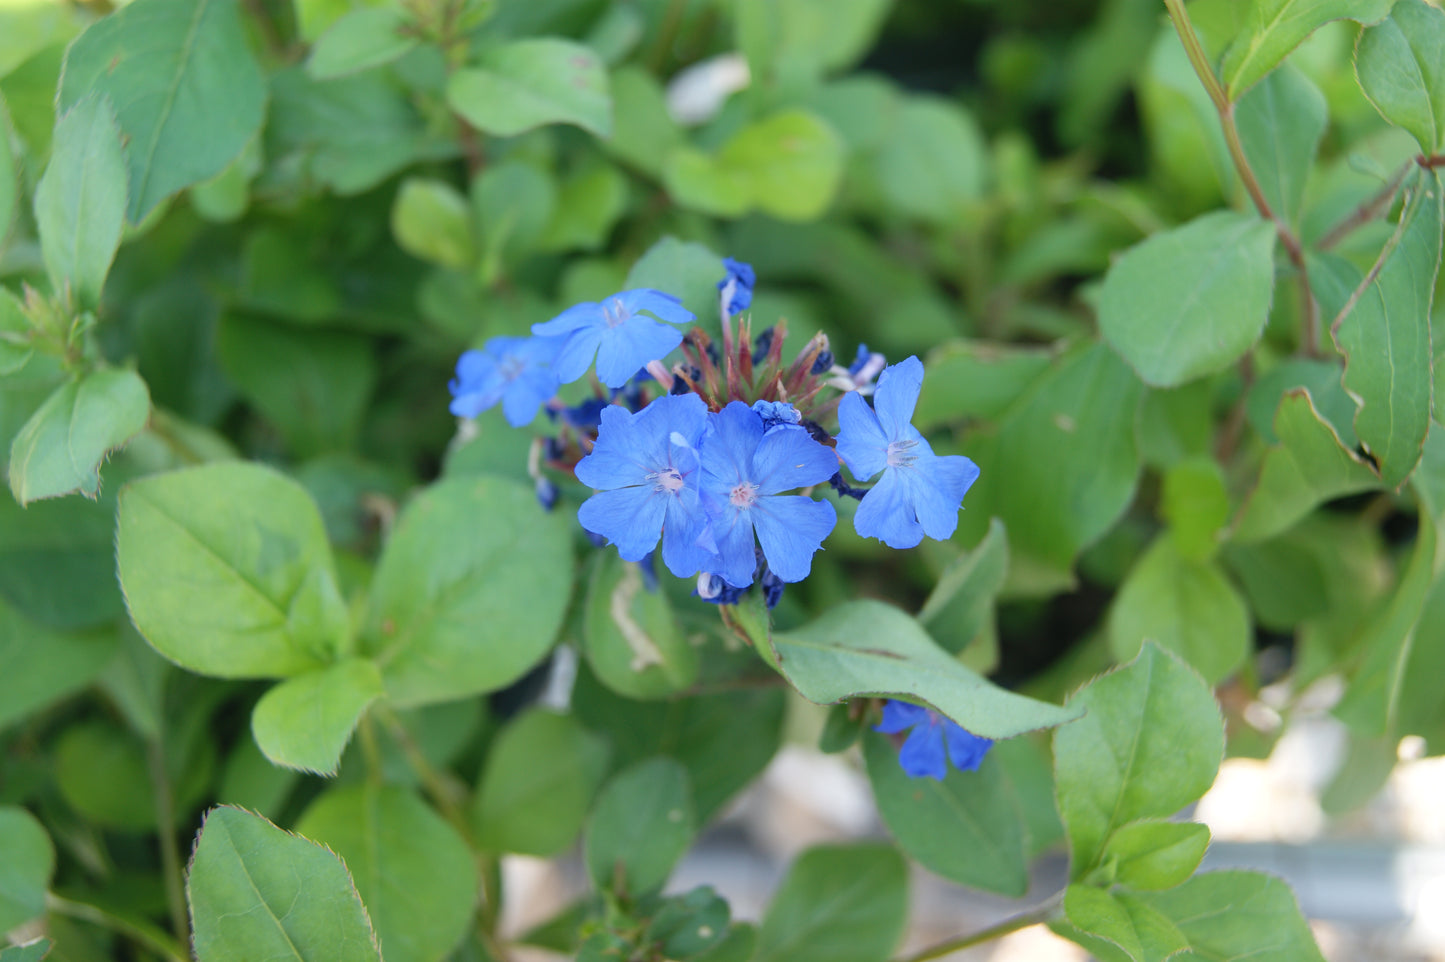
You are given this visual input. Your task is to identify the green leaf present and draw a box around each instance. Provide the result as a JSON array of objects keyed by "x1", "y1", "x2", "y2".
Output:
[
  {"x1": 913, "y1": 341, "x2": 1054, "y2": 430},
  {"x1": 1063, "y1": 885, "x2": 1188, "y2": 962},
  {"x1": 752, "y1": 844, "x2": 906, "y2": 962},
  {"x1": 58, "y1": 0, "x2": 267, "y2": 222},
  {"x1": 251, "y1": 659, "x2": 383, "y2": 775},
  {"x1": 916, "y1": 517, "x2": 1007, "y2": 655},
  {"x1": 1160, "y1": 458, "x2": 1230, "y2": 561},
  {"x1": 665, "y1": 110, "x2": 844, "y2": 222},
  {"x1": 584, "y1": 758, "x2": 695, "y2": 898},
  {"x1": 1221, "y1": 534, "x2": 1330, "y2": 631},
  {"x1": 217, "y1": 314, "x2": 376, "y2": 458},
  {"x1": 605, "y1": 67, "x2": 683, "y2": 178},
  {"x1": 32, "y1": 95, "x2": 127, "y2": 308},
  {"x1": 116, "y1": 462, "x2": 336, "y2": 678},
  {"x1": 622, "y1": 236, "x2": 725, "y2": 325},
  {"x1": 540, "y1": 162, "x2": 627, "y2": 253},
  {"x1": 737, "y1": 0, "x2": 892, "y2": 88},
  {"x1": 188, "y1": 806, "x2": 382, "y2": 962},
  {"x1": 1097, "y1": 211, "x2": 1277, "y2": 388},
  {"x1": 1244, "y1": 358, "x2": 1357, "y2": 448},
  {"x1": 874, "y1": 96, "x2": 987, "y2": 223},
  {"x1": 1397, "y1": 574, "x2": 1445, "y2": 753},
  {"x1": 0, "y1": 940, "x2": 52, "y2": 962},
  {"x1": 472, "y1": 708, "x2": 610, "y2": 856},
  {"x1": 0, "y1": 96, "x2": 14, "y2": 241},
  {"x1": 964, "y1": 341, "x2": 1144, "y2": 573},
  {"x1": 218, "y1": 734, "x2": 299, "y2": 819},
  {"x1": 1054, "y1": 643, "x2": 1224, "y2": 877},
  {"x1": 296, "y1": 784, "x2": 477, "y2": 962},
  {"x1": 1333, "y1": 510, "x2": 1436, "y2": 737},
  {"x1": 0, "y1": 602, "x2": 117, "y2": 731},
  {"x1": 307, "y1": 7, "x2": 417, "y2": 80},
  {"x1": 583, "y1": 553, "x2": 698, "y2": 699},
  {"x1": 1232, "y1": 390, "x2": 1380, "y2": 542},
  {"x1": 1102, "y1": 820, "x2": 1211, "y2": 891},
  {"x1": 0, "y1": 483, "x2": 125, "y2": 628},
  {"x1": 1108, "y1": 534, "x2": 1251, "y2": 684},
  {"x1": 0, "y1": 807, "x2": 54, "y2": 933},
  {"x1": 361, "y1": 476, "x2": 573, "y2": 707},
  {"x1": 862, "y1": 731, "x2": 1028, "y2": 896},
  {"x1": 1322, "y1": 173, "x2": 1443, "y2": 487},
  {"x1": 1140, "y1": 870, "x2": 1326, "y2": 962},
  {"x1": 1221, "y1": 0, "x2": 1394, "y2": 99},
  {"x1": 1235, "y1": 66, "x2": 1326, "y2": 227},
  {"x1": 772, "y1": 601, "x2": 1081, "y2": 739},
  {"x1": 447, "y1": 39, "x2": 611, "y2": 138},
  {"x1": 391, "y1": 177, "x2": 475, "y2": 270},
  {"x1": 471, "y1": 160, "x2": 557, "y2": 278},
  {"x1": 8, "y1": 369, "x2": 150, "y2": 504},
  {"x1": 0, "y1": 288, "x2": 30, "y2": 377},
  {"x1": 1355, "y1": 0, "x2": 1445, "y2": 154}
]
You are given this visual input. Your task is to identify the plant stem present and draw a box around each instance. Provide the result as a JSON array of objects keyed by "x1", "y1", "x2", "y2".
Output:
[
  {"x1": 892, "y1": 893, "x2": 1064, "y2": 962},
  {"x1": 1163, "y1": 0, "x2": 1321, "y2": 357},
  {"x1": 48, "y1": 894, "x2": 190, "y2": 962},
  {"x1": 145, "y1": 739, "x2": 189, "y2": 947},
  {"x1": 1318, "y1": 161, "x2": 1411, "y2": 251}
]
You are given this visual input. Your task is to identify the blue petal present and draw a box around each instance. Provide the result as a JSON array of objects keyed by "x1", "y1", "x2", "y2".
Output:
[
  {"x1": 898, "y1": 724, "x2": 947, "y2": 780},
  {"x1": 500, "y1": 373, "x2": 552, "y2": 427},
  {"x1": 449, "y1": 384, "x2": 504, "y2": 418},
  {"x1": 704, "y1": 507, "x2": 758, "y2": 587},
  {"x1": 575, "y1": 404, "x2": 652, "y2": 489},
  {"x1": 943, "y1": 722, "x2": 993, "y2": 772},
  {"x1": 872, "y1": 356, "x2": 924, "y2": 441},
  {"x1": 595, "y1": 317, "x2": 685, "y2": 388},
  {"x1": 660, "y1": 498, "x2": 715, "y2": 579},
  {"x1": 452, "y1": 348, "x2": 494, "y2": 386},
  {"x1": 752, "y1": 427, "x2": 838, "y2": 495},
  {"x1": 619, "y1": 289, "x2": 695, "y2": 326},
  {"x1": 751, "y1": 495, "x2": 835, "y2": 582},
  {"x1": 578, "y1": 487, "x2": 666, "y2": 561},
  {"x1": 875, "y1": 699, "x2": 930, "y2": 734},
  {"x1": 834, "y1": 391, "x2": 889, "y2": 481},
  {"x1": 552, "y1": 327, "x2": 604, "y2": 384},
  {"x1": 853, "y1": 468, "x2": 924, "y2": 549},
  {"x1": 699, "y1": 402, "x2": 764, "y2": 498},
  {"x1": 532, "y1": 301, "x2": 603, "y2": 337},
  {"x1": 908, "y1": 453, "x2": 981, "y2": 541}
]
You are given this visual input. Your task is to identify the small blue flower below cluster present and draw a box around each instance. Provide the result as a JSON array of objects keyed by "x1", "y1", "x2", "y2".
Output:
[
  {"x1": 875, "y1": 700, "x2": 993, "y2": 780},
  {"x1": 533, "y1": 289, "x2": 694, "y2": 389}
]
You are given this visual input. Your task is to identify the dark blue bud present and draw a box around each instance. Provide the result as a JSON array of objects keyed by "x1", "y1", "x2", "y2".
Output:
[
  {"x1": 542, "y1": 437, "x2": 565, "y2": 461},
  {"x1": 718, "y1": 257, "x2": 756, "y2": 316},
  {"x1": 752, "y1": 327, "x2": 775, "y2": 366},
  {"x1": 828, "y1": 472, "x2": 868, "y2": 501},
  {"x1": 760, "y1": 567, "x2": 785, "y2": 609},
  {"x1": 638, "y1": 551, "x2": 659, "y2": 593},
  {"x1": 535, "y1": 477, "x2": 560, "y2": 511},
  {"x1": 848, "y1": 343, "x2": 872, "y2": 376},
  {"x1": 695, "y1": 574, "x2": 750, "y2": 606},
  {"x1": 810, "y1": 349, "x2": 834, "y2": 375}
]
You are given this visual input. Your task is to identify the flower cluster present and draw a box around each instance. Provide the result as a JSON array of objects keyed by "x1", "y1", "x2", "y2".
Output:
[{"x1": 448, "y1": 258, "x2": 986, "y2": 777}]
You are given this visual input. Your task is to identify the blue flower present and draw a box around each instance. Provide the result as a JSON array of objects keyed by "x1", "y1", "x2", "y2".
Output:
[
  {"x1": 750, "y1": 400, "x2": 801, "y2": 431},
  {"x1": 718, "y1": 257, "x2": 755, "y2": 316},
  {"x1": 575, "y1": 392, "x2": 714, "y2": 578},
  {"x1": 532, "y1": 289, "x2": 695, "y2": 389},
  {"x1": 698, "y1": 402, "x2": 837, "y2": 587},
  {"x1": 449, "y1": 335, "x2": 566, "y2": 427},
  {"x1": 875, "y1": 700, "x2": 993, "y2": 780},
  {"x1": 834, "y1": 356, "x2": 980, "y2": 549}
]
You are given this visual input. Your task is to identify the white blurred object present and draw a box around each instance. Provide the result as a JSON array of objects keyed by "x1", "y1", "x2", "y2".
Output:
[
  {"x1": 666, "y1": 53, "x2": 750, "y2": 125},
  {"x1": 988, "y1": 927, "x2": 1088, "y2": 962},
  {"x1": 737, "y1": 744, "x2": 876, "y2": 858},
  {"x1": 1196, "y1": 716, "x2": 1343, "y2": 842}
]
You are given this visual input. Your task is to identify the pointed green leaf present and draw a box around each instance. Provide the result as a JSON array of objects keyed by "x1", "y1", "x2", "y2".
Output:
[
  {"x1": 1222, "y1": 0, "x2": 1394, "y2": 99},
  {"x1": 1232, "y1": 390, "x2": 1381, "y2": 542},
  {"x1": 116, "y1": 462, "x2": 335, "y2": 678},
  {"x1": 0, "y1": 96, "x2": 14, "y2": 241},
  {"x1": 0, "y1": 601, "x2": 117, "y2": 732},
  {"x1": 447, "y1": 39, "x2": 611, "y2": 138},
  {"x1": 33, "y1": 95, "x2": 126, "y2": 308},
  {"x1": 0, "y1": 807, "x2": 54, "y2": 933},
  {"x1": 58, "y1": 0, "x2": 267, "y2": 222},
  {"x1": 361, "y1": 477, "x2": 573, "y2": 707},
  {"x1": 1063, "y1": 885, "x2": 1189, "y2": 962},
  {"x1": 773, "y1": 600, "x2": 1081, "y2": 740},
  {"x1": 584, "y1": 758, "x2": 695, "y2": 898},
  {"x1": 0, "y1": 940, "x2": 52, "y2": 962},
  {"x1": 1235, "y1": 66, "x2": 1326, "y2": 227},
  {"x1": 583, "y1": 553, "x2": 698, "y2": 699},
  {"x1": 472, "y1": 709, "x2": 610, "y2": 857},
  {"x1": 1103, "y1": 820, "x2": 1211, "y2": 891},
  {"x1": 753, "y1": 844, "x2": 906, "y2": 962},
  {"x1": 251, "y1": 659, "x2": 383, "y2": 775},
  {"x1": 1323, "y1": 173, "x2": 1443, "y2": 488},
  {"x1": 306, "y1": 7, "x2": 417, "y2": 80},
  {"x1": 1054, "y1": 644, "x2": 1224, "y2": 877},
  {"x1": 1355, "y1": 0, "x2": 1445, "y2": 154},
  {"x1": 917, "y1": 517, "x2": 1007, "y2": 655},
  {"x1": 188, "y1": 806, "x2": 381, "y2": 962},
  {"x1": 1097, "y1": 211, "x2": 1276, "y2": 388},
  {"x1": 8, "y1": 368, "x2": 149, "y2": 504},
  {"x1": 296, "y1": 784, "x2": 478, "y2": 962},
  {"x1": 0, "y1": 288, "x2": 30, "y2": 377},
  {"x1": 391, "y1": 177, "x2": 475, "y2": 270},
  {"x1": 622, "y1": 236, "x2": 726, "y2": 326},
  {"x1": 1140, "y1": 870, "x2": 1326, "y2": 962},
  {"x1": 1109, "y1": 534, "x2": 1251, "y2": 684},
  {"x1": 863, "y1": 731, "x2": 1028, "y2": 896}
]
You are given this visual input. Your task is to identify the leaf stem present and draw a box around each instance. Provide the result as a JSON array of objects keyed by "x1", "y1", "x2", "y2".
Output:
[
  {"x1": 47, "y1": 893, "x2": 190, "y2": 962},
  {"x1": 1318, "y1": 161, "x2": 1412, "y2": 251},
  {"x1": 1163, "y1": 0, "x2": 1321, "y2": 357},
  {"x1": 892, "y1": 892, "x2": 1064, "y2": 962},
  {"x1": 145, "y1": 739, "x2": 190, "y2": 946}
]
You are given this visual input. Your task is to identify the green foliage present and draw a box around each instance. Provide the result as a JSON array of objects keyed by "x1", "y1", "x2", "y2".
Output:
[
  {"x1": 585, "y1": 758, "x2": 696, "y2": 898},
  {"x1": 447, "y1": 39, "x2": 611, "y2": 138},
  {"x1": 0, "y1": 807, "x2": 53, "y2": 932},
  {"x1": 1354, "y1": 0, "x2": 1445, "y2": 154},
  {"x1": 752, "y1": 844, "x2": 907, "y2": 962}
]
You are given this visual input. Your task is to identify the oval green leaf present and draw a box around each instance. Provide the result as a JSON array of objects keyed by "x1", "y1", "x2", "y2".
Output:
[
  {"x1": 753, "y1": 844, "x2": 907, "y2": 962},
  {"x1": 584, "y1": 758, "x2": 695, "y2": 898},
  {"x1": 446, "y1": 38, "x2": 611, "y2": 138},
  {"x1": 251, "y1": 659, "x2": 383, "y2": 775}
]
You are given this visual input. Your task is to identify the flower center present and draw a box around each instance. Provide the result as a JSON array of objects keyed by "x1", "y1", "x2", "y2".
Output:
[
  {"x1": 603, "y1": 298, "x2": 630, "y2": 329},
  {"x1": 499, "y1": 357, "x2": 525, "y2": 382},
  {"x1": 647, "y1": 467, "x2": 686, "y2": 494},
  {"x1": 886, "y1": 438, "x2": 918, "y2": 468},
  {"x1": 729, "y1": 482, "x2": 759, "y2": 508}
]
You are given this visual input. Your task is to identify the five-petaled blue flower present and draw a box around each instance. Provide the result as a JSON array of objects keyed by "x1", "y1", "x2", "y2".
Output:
[
  {"x1": 574, "y1": 393, "x2": 715, "y2": 579},
  {"x1": 875, "y1": 700, "x2": 993, "y2": 780},
  {"x1": 718, "y1": 257, "x2": 756, "y2": 316},
  {"x1": 449, "y1": 335, "x2": 566, "y2": 427},
  {"x1": 835, "y1": 356, "x2": 980, "y2": 549},
  {"x1": 698, "y1": 402, "x2": 837, "y2": 587},
  {"x1": 533, "y1": 289, "x2": 695, "y2": 389}
]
